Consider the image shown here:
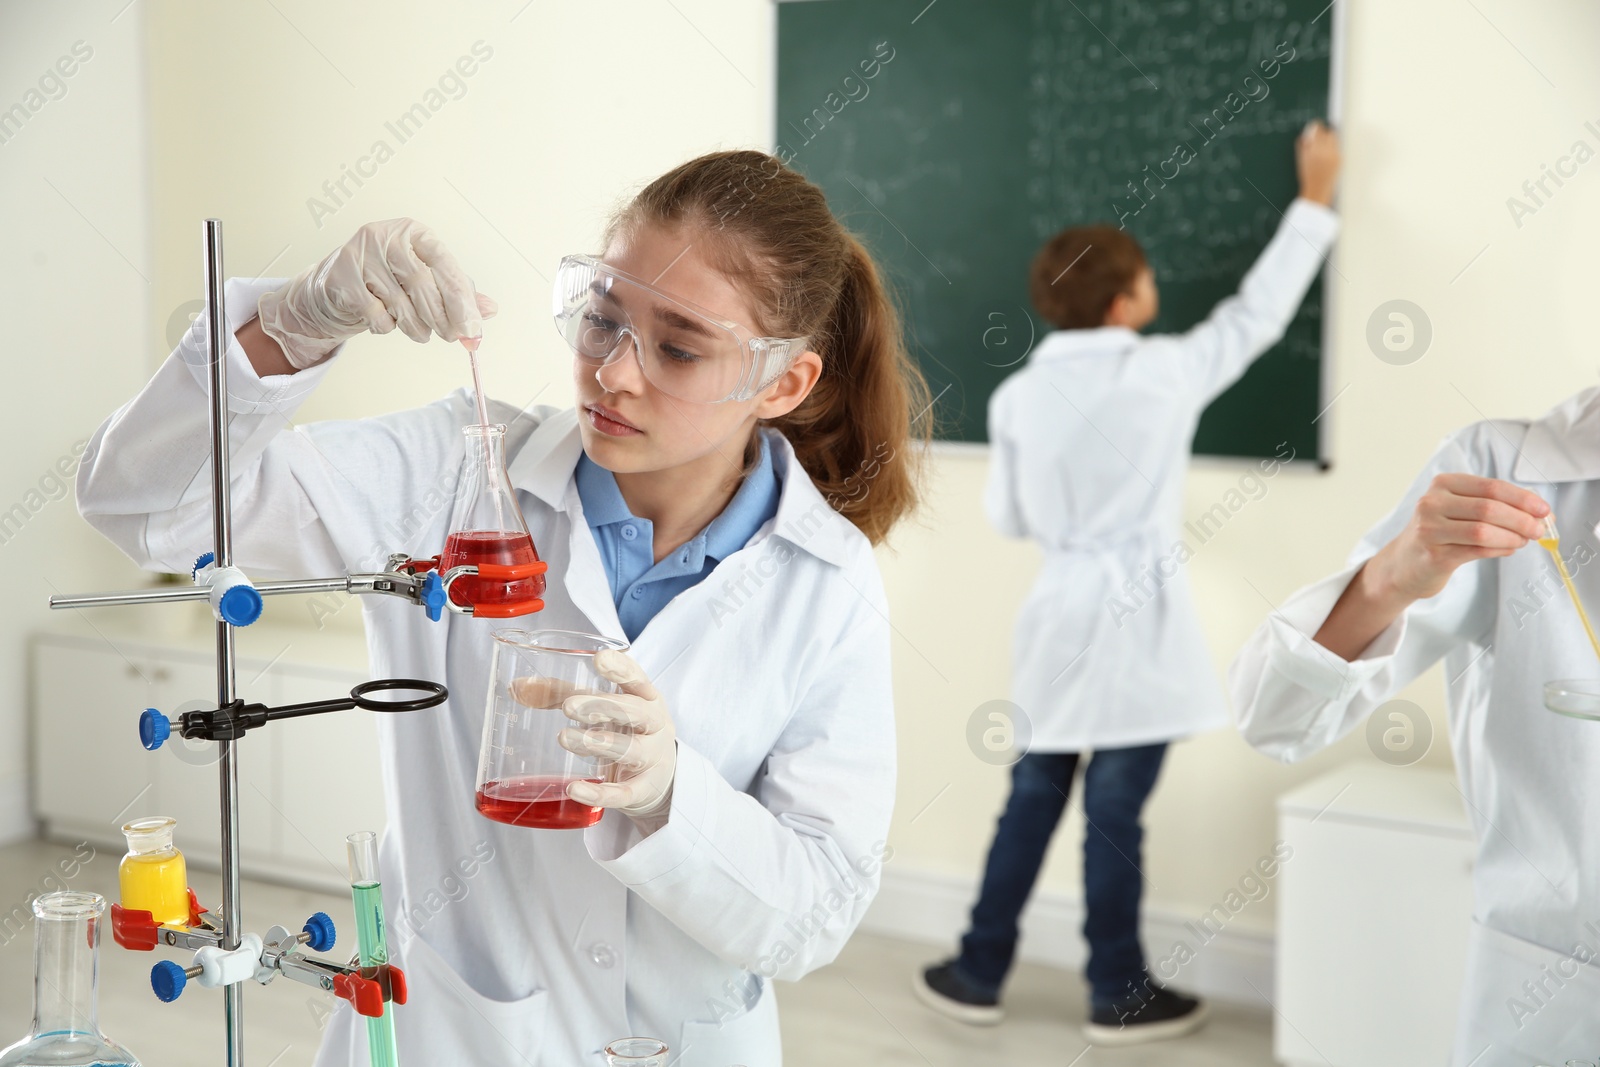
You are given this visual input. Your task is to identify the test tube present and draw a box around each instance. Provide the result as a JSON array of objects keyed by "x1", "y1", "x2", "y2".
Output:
[{"x1": 347, "y1": 831, "x2": 398, "y2": 1067}]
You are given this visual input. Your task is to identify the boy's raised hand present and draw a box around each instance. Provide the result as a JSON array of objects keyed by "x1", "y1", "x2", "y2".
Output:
[{"x1": 1296, "y1": 120, "x2": 1341, "y2": 206}]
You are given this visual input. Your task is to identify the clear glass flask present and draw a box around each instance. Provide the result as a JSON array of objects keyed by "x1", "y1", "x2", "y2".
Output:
[
  {"x1": 0, "y1": 892, "x2": 143, "y2": 1067},
  {"x1": 438, "y1": 424, "x2": 546, "y2": 615},
  {"x1": 476, "y1": 629, "x2": 630, "y2": 830},
  {"x1": 118, "y1": 816, "x2": 188, "y2": 926}
]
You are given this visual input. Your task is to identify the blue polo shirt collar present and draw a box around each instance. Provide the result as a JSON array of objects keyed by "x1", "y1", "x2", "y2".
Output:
[{"x1": 574, "y1": 431, "x2": 778, "y2": 575}]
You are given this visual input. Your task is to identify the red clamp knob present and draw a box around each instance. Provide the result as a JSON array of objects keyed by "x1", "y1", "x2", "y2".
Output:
[
  {"x1": 332, "y1": 972, "x2": 385, "y2": 1018},
  {"x1": 187, "y1": 889, "x2": 205, "y2": 929},
  {"x1": 110, "y1": 904, "x2": 159, "y2": 951}
]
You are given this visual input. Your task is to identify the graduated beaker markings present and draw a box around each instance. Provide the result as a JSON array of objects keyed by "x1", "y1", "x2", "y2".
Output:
[{"x1": 475, "y1": 629, "x2": 630, "y2": 831}]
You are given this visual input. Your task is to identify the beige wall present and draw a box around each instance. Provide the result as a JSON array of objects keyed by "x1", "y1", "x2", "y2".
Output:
[
  {"x1": 9, "y1": 0, "x2": 1600, "y2": 932},
  {"x1": 0, "y1": 1, "x2": 150, "y2": 841}
]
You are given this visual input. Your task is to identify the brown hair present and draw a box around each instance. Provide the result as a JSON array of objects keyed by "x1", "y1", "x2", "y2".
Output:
[
  {"x1": 603, "y1": 150, "x2": 930, "y2": 546},
  {"x1": 1029, "y1": 225, "x2": 1148, "y2": 330}
]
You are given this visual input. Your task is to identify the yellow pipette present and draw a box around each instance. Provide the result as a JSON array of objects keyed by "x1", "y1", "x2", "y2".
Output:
[{"x1": 1538, "y1": 515, "x2": 1600, "y2": 664}]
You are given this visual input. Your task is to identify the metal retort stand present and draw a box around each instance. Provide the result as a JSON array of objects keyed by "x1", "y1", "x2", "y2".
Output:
[{"x1": 46, "y1": 220, "x2": 544, "y2": 1066}]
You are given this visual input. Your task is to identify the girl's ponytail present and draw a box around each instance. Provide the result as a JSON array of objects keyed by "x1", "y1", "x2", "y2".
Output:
[{"x1": 769, "y1": 233, "x2": 930, "y2": 544}]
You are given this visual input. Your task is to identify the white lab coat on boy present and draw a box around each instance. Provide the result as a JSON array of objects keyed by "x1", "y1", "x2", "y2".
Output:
[
  {"x1": 1230, "y1": 390, "x2": 1600, "y2": 1065},
  {"x1": 74, "y1": 278, "x2": 897, "y2": 1066},
  {"x1": 985, "y1": 198, "x2": 1338, "y2": 751}
]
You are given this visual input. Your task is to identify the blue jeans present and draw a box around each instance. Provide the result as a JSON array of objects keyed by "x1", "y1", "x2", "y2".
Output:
[{"x1": 954, "y1": 744, "x2": 1168, "y2": 1011}]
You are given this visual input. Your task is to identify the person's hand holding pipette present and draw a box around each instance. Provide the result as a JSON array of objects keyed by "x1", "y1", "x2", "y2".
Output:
[
  {"x1": 1315, "y1": 474, "x2": 1550, "y2": 662},
  {"x1": 1366, "y1": 473, "x2": 1550, "y2": 603},
  {"x1": 258, "y1": 218, "x2": 498, "y2": 369},
  {"x1": 558, "y1": 649, "x2": 679, "y2": 830}
]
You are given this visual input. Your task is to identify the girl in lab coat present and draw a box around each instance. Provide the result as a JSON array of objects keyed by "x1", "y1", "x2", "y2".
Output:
[
  {"x1": 915, "y1": 122, "x2": 1340, "y2": 1044},
  {"x1": 76, "y1": 150, "x2": 929, "y2": 1065},
  {"x1": 1231, "y1": 399, "x2": 1600, "y2": 1064}
]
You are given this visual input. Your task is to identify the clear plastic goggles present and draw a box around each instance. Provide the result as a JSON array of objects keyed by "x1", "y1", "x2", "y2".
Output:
[{"x1": 553, "y1": 253, "x2": 805, "y2": 404}]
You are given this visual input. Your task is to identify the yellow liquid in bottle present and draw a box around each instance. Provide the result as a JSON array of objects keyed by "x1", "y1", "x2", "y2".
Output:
[
  {"x1": 1539, "y1": 536, "x2": 1600, "y2": 664},
  {"x1": 119, "y1": 850, "x2": 188, "y2": 926}
]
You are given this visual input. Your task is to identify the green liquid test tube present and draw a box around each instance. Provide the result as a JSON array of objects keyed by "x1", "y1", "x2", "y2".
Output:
[{"x1": 348, "y1": 831, "x2": 399, "y2": 1067}]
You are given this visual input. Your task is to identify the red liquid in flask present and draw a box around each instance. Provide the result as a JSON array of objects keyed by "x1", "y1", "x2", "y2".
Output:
[
  {"x1": 476, "y1": 776, "x2": 603, "y2": 829},
  {"x1": 440, "y1": 531, "x2": 545, "y2": 609}
]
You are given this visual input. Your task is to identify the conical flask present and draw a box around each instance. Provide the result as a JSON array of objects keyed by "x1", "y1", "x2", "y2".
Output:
[
  {"x1": 438, "y1": 423, "x2": 546, "y2": 615},
  {"x1": 0, "y1": 892, "x2": 143, "y2": 1067}
]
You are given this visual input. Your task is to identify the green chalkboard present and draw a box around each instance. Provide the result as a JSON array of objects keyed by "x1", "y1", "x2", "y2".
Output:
[{"x1": 776, "y1": 0, "x2": 1337, "y2": 460}]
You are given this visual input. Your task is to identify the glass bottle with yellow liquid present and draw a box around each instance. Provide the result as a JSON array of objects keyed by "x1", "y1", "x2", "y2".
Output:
[{"x1": 118, "y1": 817, "x2": 188, "y2": 927}]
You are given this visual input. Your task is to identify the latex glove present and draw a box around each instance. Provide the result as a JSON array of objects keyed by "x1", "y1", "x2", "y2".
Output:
[
  {"x1": 558, "y1": 648, "x2": 678, "y2": 822},
  {"x1": 257, "y1": 218, "x2": 498, "y2": 368}
]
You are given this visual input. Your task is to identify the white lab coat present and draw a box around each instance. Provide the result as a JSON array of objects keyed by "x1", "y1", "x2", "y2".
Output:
[
  {"x1": 985, "y1": 198, "x2": 1338, "y2": 750},
  {"x1": 1229, "y1": 389, "x2": 1600, "y2": 1065},
  {"x1": 75, "y1": 278, "x2": 897, "y2": 1067}
]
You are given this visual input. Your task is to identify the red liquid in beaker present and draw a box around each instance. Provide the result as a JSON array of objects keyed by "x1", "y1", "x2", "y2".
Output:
[
  {"x1": 476, "y1": 776, "x2": 603, "y2": 830},
  {"x1": 440, "y1": 531, "x2": 545, "y2": 609}
]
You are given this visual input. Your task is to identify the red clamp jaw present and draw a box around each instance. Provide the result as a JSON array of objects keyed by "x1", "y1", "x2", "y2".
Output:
[
  {"x1": 402, "y1": 554, "x2": 548, "y2": 618},
  {"x1": 333, "y1": 964, "x2": 407, "y2": 1017},
  {"x1": 377, "y1": 962, "x2": 409, "y2": 1006},
  {"x1": 112, "y1": 889, "x2": 207, "y2": 951},
  {"x1": 110, "y1": 904, "x2": 158, "y2": 951}
]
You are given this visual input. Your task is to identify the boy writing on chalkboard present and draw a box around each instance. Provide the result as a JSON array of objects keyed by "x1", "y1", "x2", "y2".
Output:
[{"x1": 915, "y1": 121, "x2": 1341, "y2": 1045}]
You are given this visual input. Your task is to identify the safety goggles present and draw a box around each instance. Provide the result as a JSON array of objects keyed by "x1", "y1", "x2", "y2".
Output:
[{"x1": 552, "y1": 253, "x2": 805, "y2": 404}]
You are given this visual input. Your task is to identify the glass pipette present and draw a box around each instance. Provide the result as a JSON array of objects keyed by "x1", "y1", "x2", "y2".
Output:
[
  {"x1": 461, "y1": 336, "x2": 505, "y2": 531},
  {"x1": 1538, "y1": 515, "x2": 1600, "y2": 664}
]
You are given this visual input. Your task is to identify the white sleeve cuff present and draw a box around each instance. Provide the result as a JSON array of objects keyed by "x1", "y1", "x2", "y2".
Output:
[
  {"x1": 178, "y1": 277, "x2": 343, "y2": 415},
  {"x1": 1263, "y1": 561, "x2": 1405, "y2": 699},
  {"x1": 585, "y1": 741, "x2": 718, "y2": 890},
  {"x1": 1284, "y1": 197, "x2": 1340, "y2": 250}
]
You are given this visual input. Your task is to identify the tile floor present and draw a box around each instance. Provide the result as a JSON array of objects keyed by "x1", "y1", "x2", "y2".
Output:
[{"x1": 0, "y1": 839, "x2": 1275, "y2": 1065}]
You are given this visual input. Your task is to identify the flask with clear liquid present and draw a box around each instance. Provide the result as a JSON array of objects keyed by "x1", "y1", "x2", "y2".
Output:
[
  {"x1": 0, "y1": 892, "x2": 143, "y2": 1067},
  {"x1": 438, "y1": 423, "x2": 546, "y2": 616}
]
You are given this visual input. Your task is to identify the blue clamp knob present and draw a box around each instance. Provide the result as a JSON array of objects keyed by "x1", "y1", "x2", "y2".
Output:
[
  {"x1": 139, "y1": 709, "x2": 171, "y2": 751},
  {"x1": 151, "y1": 959, "x2": 187, "y2": 1002},
  {"x1": 421, "y1": 571, "x2": 445, "y2": 622},
  {"x1": 192, "y1": 551, "x2": 215, "y2": 577},
  {"x1": 303, "y1": 911, "x2": 336, "y2": 953},
  {"x1": 217, "y1": 583, "x2": 263, "y2": 626}
]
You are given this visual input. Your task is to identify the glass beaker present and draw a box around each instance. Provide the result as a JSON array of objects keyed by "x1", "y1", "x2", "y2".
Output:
[
  {"x1": 118, "y1": 817, "x2": 188, "y2": 926},
  {"x1": 475, "y1": 629, "x2": 630, "y2": 830},
  {"x1": 0, "y1": 892, "x2": 143, "y2": 1067},
  {"x1": 603, "y1": 1038, "x2": 669, "y2": 1066},
  {"x1": 439, "y1": 424, "x2": 546, "y2": 615}
]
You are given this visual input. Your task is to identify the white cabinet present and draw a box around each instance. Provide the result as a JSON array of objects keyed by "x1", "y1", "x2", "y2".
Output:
[
  {"x1": 1276, "y1": 763, "x2": 1475, "y2": 1067},
  {"x1": 31, "y1": 627, "x2": 382, "y2": 894},
  {"x1": 33, "y1": 641, "x2": 160, "y2": 834}
]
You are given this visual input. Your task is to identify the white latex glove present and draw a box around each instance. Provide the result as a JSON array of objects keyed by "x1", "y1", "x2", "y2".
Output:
[
  {"x1": 257, "y1": 218, "x2": 498, "y2": 369},
  {"x1": 557, "y1": 648, "x2": 678, "y2": 823}
]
